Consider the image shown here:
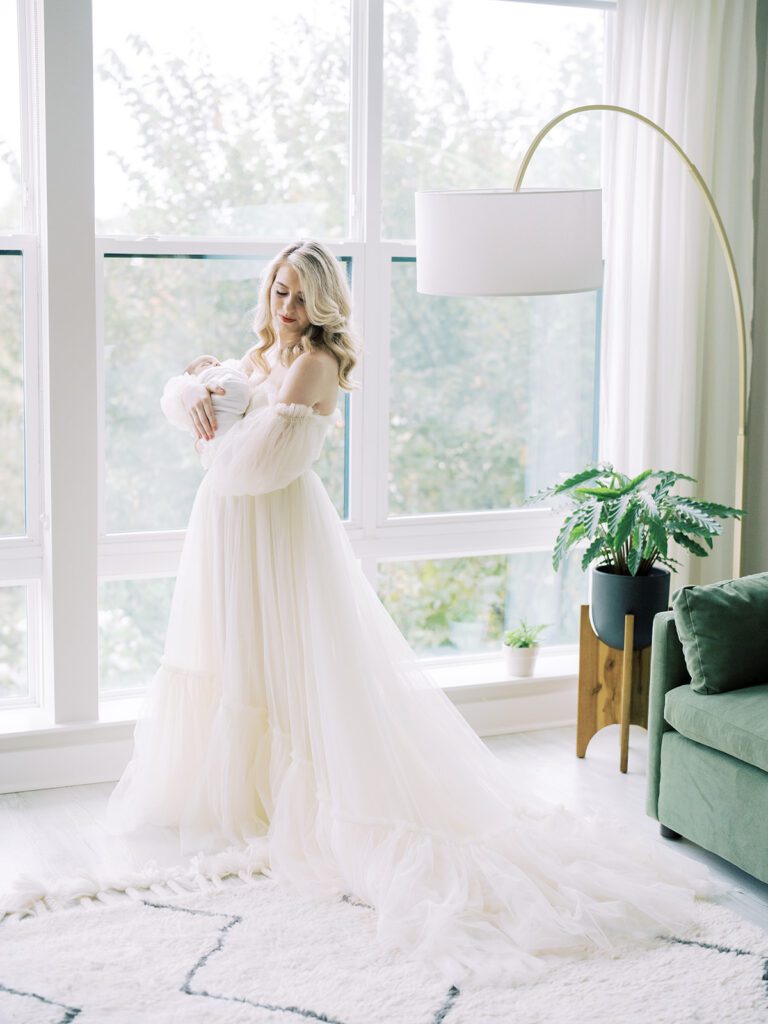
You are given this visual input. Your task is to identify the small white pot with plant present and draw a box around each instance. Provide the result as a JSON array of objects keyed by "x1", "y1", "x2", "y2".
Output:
[{"x1": 502, "y1": 620, "x2": 548, "y2": 678}]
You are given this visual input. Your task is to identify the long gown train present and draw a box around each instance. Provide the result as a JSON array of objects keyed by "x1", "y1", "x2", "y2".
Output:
[{"x1": 105, "y1": 364, "x2": 727, "y2": 986}]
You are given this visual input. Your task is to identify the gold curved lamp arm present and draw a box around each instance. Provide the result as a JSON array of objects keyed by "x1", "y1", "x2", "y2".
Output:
[{"x1": 514, "y1": 103, "x2": 748, "y2": 577}]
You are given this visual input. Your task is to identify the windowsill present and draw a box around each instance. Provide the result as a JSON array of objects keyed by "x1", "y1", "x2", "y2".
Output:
[
  {"x1": 426, "y1": 649, "x2": 577, "y2": 687},
  {"x1": 0, "y1": 704, "x2": 133, "y2": 743},
  {"x1": 426, "y1": 649, "x2": 578, "y2": 703},
  {"x1": 0, "y1": 650, "x2": 578, "y2": 742}
]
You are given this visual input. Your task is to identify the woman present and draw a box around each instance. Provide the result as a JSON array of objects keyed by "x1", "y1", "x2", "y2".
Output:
[{"x1": 107, "y1": 239, "x2": 725, "y2": 987}]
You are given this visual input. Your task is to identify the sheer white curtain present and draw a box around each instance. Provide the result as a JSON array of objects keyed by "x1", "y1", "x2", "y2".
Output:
[{"x1": 600, "y1": 0, "x2": 756, "y2": 585}]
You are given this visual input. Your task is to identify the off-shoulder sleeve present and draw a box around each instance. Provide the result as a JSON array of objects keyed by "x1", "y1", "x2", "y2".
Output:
[
  {"x1": 206, "y1": 401, "x2": 331, "y2": 497},
  {"x1": 160, "y1": 372, "x2": 197, "y2": 434}
]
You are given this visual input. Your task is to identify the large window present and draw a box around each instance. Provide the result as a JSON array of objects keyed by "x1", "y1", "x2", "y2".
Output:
[
  {"x1": 93, "y1": 2, "x2": 354, "y2": 696},
  {"x1": 388, "y1": 259, "x2": 599, "y2": 518},
  {"x1": 2, "y1": 0, "x2": 611, "y2": 727},
  {"x1": 0, "y1": 250, "x2": 30, "y2": 705},
  {"x1": 381, "y1": 1, "x2": 604, "y2": 238},
  {"x1": 375, "y1": 0, "x2": 605, "y2": 659},
  {"x1": 0, "y1": 251, "x2": 25, "y2": 537},
  {"x1": 377, "y1": 550, "x2": 584, "y2": 656},
  {"x1": 0, "y1": 0, "x2": 22, "y2": 231},
  {"x1": 93, "y1": 0, "x2": 351, "y2": 238}
]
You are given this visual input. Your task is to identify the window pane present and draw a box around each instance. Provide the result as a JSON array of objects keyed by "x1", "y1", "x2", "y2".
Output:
[
  {"x1": 99, "y1": 577, "x2": 174, "y2": 694},
  {"x1": 377, "y1": 551, "x2": 584, "y2": 657},
  {"x1": 0, "y1": 1, "x2": 21, "y2": 231},
  {"x1": 382, "y1": 0, "x2": 604, "y2": 239},
  {"x1": 104, "y1": 255, "x2": 347, "y2": 534},
  {"x1": 93, "y1": 1, "x2": 351, "y2": 238},
  {"x1": 0, "y1": 585, "x2": 28, "y2": 701},
  {"x1": 389, "y1": 260, "x2": 597, "y2": 517},
  {"x1": 0, "y1": 251, "x2": 25, "y2": 536}
]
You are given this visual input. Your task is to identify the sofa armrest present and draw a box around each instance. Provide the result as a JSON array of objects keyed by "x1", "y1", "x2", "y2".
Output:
[{"x1": 646, "y1": 611, "x2": 691, "y2": 820}]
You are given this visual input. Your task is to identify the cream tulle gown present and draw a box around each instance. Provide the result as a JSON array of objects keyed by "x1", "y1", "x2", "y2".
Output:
[{"x1": 106, "y1": 354, "x2": 725, "y2": 987}]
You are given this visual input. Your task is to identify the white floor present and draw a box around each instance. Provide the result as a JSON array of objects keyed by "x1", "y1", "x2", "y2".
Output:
[{"x1": 2, "y1": 723, "x2": 767, "y2": 932}]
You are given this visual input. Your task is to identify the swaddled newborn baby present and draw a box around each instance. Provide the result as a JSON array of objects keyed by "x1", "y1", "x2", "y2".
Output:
[{"x1": 184, "y1": 354, "x2": 254, "y2": 468}]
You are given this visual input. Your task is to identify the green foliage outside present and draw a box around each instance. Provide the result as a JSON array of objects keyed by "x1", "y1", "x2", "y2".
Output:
[
  {"x1": 94, "y1": 9, "x2": 350, "y2": 237},
  {"x1": 0, "y1": 254, "x2": 24, "y2": 538},
  {"x1": 99, "y1": 577, "x2": 175, "y2": 692},
  {"x1": 0, "y1": 255, "x2": 28, "y2": 700},
  {"x1": 0, "y1": 586, "x2": 27, "y2": 701},
  {"x1": 381, "y1": 3, "x2": 603, "y2": 237},
  {"x1": 376, "y1": 550, "x2": 584, "y2": 655},
  {"x1": 389, "y1": 261, "x2": 597, "y2": 514}
]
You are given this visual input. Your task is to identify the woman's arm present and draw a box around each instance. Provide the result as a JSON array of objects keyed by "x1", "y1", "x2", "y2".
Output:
[{"x1": 160, "y1": 369, "x2": 225, "y2": 440}]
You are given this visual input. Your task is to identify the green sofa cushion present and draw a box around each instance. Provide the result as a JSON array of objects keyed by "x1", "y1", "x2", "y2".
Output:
[
  {"x1": 664, "y1": 683, "x2": 768, "y2": 774},
  {"x1": 671, "y1": 572, "x2": 768, "y2": 694}
]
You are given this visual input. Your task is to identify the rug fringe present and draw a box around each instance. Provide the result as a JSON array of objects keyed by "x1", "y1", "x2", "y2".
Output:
[{"x1": 0, "y1": 841, "x2": 271, "y2": 923}]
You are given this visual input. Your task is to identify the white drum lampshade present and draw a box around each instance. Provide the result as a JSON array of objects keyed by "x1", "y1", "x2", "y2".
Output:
[{"x1": 415, "y1": 188, "x2": 603, "y2": 296}]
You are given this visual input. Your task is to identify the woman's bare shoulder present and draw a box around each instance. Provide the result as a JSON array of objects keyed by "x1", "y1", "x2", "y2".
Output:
[
  {"x1": 279, "y1": 348, "x2": 339, "y2": 412},
  {"x1": 297, "y1": 347, "x2": 340, "y2": 377}
]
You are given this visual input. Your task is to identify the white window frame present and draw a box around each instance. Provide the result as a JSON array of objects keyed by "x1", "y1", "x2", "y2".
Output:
[{"x1": 1, "y1": 0, "x2": 613, "y2": 744}]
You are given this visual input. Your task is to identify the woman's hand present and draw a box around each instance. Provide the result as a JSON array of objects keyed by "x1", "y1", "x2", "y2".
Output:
[{"x1": 181, "y1": 380, "x2": 225, "y2": 441}]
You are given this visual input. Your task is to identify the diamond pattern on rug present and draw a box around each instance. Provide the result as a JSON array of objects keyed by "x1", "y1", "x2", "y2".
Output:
[
  {"x1": 0, "y1": 877, "x2": 454, "y2": 1024},
  {"x1": 0, "y1": 982, "x2": 80, "y2": 1024},
  {"x1": 1, "y1": 879, "x2": 768, "y2": 1023}
]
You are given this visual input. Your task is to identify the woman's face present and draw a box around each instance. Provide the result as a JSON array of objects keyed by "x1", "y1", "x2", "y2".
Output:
[{"x1": 270, "y1": 263, "x2": 310, "y2": 340}]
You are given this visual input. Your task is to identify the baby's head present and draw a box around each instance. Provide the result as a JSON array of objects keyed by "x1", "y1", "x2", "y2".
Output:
[{"x1": 185, "y1": 354, "x2": 221, "y2": 376}]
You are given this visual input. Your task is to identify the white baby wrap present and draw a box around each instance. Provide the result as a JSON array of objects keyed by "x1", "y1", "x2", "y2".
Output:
[{"x1": 160, "y1": 359, "x2": 258, "y2": 470}]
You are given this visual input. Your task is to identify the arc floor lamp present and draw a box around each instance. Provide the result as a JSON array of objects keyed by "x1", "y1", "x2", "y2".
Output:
[{"x1": 415, "y1": 104, "x2": 749, "y2": 579}]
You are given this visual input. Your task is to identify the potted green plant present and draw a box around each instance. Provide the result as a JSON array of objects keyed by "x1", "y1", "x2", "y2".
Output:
[
  {"x1": 529, "y1": 465, "x2": 744, "y2": 650},
  {"x1": 502, "y1": 620, "x2": 548, "y2": 677}
]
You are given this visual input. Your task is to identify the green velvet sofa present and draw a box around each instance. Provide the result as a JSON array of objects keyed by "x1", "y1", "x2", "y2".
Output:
[{"x1": 647, "y1": 573, "x2": 768, "y2": 884}]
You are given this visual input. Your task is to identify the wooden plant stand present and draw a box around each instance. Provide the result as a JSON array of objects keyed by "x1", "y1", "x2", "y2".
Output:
[{"x1": 576, "y1": 605, "x2": 651, "y2": 773}]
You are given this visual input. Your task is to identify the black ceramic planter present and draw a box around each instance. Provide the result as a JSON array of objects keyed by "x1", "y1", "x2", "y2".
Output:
[{"x1": 589, "y1": 564, "x2": 671, "y2": 650}]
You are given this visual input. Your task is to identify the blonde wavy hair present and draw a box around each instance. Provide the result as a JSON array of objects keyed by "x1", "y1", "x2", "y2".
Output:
[{"x1": 244, "y1": 240, "x2": 361, "y2": 392}]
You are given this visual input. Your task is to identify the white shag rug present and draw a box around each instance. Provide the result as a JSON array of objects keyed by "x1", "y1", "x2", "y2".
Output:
[{"x1": 1, "y1": 849, "x2": 768, "y2": 1024}]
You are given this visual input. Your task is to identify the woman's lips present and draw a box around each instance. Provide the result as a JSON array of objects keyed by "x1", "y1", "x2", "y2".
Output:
[{"x1": 280, "y1": 315, "x2": 295, "y2": 323}]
